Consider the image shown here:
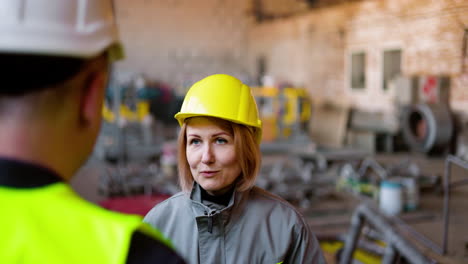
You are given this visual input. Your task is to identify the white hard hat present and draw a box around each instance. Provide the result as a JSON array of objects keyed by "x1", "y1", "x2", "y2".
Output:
[{"x1": 0, "y1": 0, "x2": 123, "y2": 60}]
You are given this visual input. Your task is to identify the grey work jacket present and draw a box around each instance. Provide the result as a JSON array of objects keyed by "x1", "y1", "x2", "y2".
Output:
[{"x1": 144, "y1": 184, "x2": 326, "y2": 264}]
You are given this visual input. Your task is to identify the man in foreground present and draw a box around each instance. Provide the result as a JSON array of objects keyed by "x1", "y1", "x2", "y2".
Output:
[{"x1": 0, "y1": 1, "x2": 185, "y2": 263}]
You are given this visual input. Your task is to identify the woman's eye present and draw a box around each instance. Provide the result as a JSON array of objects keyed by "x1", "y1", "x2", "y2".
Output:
[
  {"x1": 216, "y1": 138, "x2": 228, "y2": 144},
  {"x1": 189, "y1": 138, "x2": 201, "y2": 145}
]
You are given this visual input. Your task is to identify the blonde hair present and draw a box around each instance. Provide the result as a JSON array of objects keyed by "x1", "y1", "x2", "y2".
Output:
[{"x1": 177, "y1": 117, "x2": 261, "y2": 193}]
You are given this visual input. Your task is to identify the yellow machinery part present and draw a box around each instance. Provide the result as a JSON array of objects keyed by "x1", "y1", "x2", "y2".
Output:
[
  {"x1": 320, "y1": 241, "x2": 382, "y2": 264},
  {"x1": 252, "y1": 86, "x2": 311, "y2": 141},
  {"x1": 102, "y1": 101, "x2": 151, "y2": 123}
]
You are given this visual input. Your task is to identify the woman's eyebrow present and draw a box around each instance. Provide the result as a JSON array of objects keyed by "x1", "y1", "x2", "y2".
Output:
[
  {"x1": 212, "y1": 132, "x2": 231, "y2": 137},
  {"x1": 187, "y1": 131, "x2": 231, "y2": 138}
]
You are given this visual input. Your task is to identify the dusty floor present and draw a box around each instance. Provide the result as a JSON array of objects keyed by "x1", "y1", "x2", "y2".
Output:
[{"x1": 72, "y1": 152, "x2": 468, "y2": 264}]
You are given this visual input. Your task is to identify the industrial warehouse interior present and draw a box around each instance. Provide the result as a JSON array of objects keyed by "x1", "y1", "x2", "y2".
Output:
[{"x1": 64, "y1": 0, "x2": 468, "y2": 263}]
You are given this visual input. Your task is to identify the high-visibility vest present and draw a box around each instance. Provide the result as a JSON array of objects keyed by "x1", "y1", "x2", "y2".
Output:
[{"x1": 0, "y1": 182, "x2": 170, "y2": 264}]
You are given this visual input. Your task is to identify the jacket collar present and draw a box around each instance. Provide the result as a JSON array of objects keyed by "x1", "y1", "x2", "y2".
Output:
[
  {"x1": 0, "y1": 157, "x2": 62, "y2": 188},
  {"x1": 191, "y1": 183, "x2": 238, "y2": 206},
  {"x1": 189, "y1": 182, "x2": 251, "y2": 213}
]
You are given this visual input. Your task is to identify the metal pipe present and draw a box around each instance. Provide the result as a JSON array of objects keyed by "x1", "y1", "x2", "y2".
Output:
[
  {"x1": 382, "y1": 245, "x2": 397, "y2": 264},
  {"x1": 339, "y1": 203, "x2": 431, "y2": 264},
  {"x1": 339, "y1": 209, "x2": 365, "y2": 263},
  {"x1": 392, "y1": 216, "x2": 443, "y2": 255},
  {"x1": 357, "y1": 157, "x2": 388, "y2": 179},
  {"x1": 442, "y1": 155, "x2": 468, "y2": 255}
]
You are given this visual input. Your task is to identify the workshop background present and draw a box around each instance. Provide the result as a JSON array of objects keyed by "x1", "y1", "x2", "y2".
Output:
[{"x1": 72, "y1": 0, "x2": 468, "y2": 263}]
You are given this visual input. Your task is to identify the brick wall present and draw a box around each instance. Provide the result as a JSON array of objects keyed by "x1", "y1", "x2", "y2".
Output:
[
  {"x1": 113, "y1": 0, "x2": 467, "y2": 113},
  {"x1": 252, "y1": 0, "x2": 309, "y2": 20},
  {"x1": 114, "y1": 0, "x2": 251, "y2": 93},
  {"x1": 248, "y1": 0, "x2": 468, "y2": 114},
  {"x1": 247, "y1": 8, "x2": 349, "y2": 103}
]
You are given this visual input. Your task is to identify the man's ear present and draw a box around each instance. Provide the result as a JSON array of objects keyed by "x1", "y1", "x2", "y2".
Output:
[{"x1": 79, "y1": 71, "x2": 107, "y2": 127}]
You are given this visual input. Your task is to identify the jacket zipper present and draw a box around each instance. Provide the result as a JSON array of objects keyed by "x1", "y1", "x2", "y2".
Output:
[{"x1": 205, "y1": 210, "x2": 216, "y2": 233}]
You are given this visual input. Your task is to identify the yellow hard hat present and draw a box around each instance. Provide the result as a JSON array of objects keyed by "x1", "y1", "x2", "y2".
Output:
[{"x1": 175, "y1": 74, "x2": 262, "y2": 142}]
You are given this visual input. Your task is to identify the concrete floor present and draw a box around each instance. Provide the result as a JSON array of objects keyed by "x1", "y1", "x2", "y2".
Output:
[{"x1": 71, "y1": 152, "x2": 468, "y2": 264}]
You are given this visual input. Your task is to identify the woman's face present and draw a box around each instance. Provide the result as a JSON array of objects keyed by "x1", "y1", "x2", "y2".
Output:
[{"x1": 185, "y1": 117, "x2": 241, "y2": 196}]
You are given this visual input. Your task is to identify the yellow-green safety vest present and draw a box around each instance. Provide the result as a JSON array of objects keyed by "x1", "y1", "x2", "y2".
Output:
[{"x1": 0, "y1": 182, "x2": 172, "y2": 264}]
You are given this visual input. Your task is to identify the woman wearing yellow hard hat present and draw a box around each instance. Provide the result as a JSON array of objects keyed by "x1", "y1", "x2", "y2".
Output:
[{"x1": 144, "y1": 74, "x2": 326, "y2": 264}]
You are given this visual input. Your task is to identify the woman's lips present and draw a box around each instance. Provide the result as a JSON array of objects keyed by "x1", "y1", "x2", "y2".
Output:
[{"x1": 200, "y1": 170, "x2": 219, "y2": 177}]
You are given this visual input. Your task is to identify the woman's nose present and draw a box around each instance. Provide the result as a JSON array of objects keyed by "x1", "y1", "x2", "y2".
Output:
[{"x1": 201, "y1": 144, "x2": 215, "y2": 164}]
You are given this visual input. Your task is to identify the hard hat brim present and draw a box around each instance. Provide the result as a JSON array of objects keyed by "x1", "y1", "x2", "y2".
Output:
[{"x1": 175, "y1": 112, "x2": 262, "y2": 144}]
